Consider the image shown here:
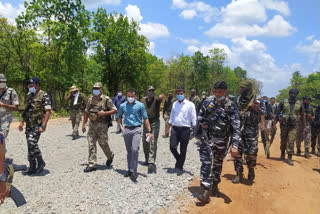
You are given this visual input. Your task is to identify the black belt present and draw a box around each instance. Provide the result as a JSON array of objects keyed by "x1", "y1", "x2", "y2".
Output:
[
  {"x1": 125, "y1": 126, "x2": 141, "y2": 129},
  {"x1": 172, "y1": 126, "x2": 190, "y2": 129}
]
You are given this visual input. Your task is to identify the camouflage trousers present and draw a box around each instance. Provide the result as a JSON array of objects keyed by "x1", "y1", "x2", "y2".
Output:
[
  {"x1": 296, "y1": 123, "x2": 311, "y2": 150},
  {"x1": 0, "y1": 114, "x2": 13, "y2": 157},
  {"x1": 143, "y1": 119, "x2": 160, "y2": 164},
  {"x1": 70, "y1": 110, "x2": 81, "y2": 136},
  {"x1": 25, "y1": 126, "x2": 42, "y2": 161},
  {"x1": 200, "y1": 137, "x2": 228, "y2": 189},
  {"x1": 280, "y1": 125, "x2": 297, "y2": 155},
  {"x1": 87, "y1": 121, "x2": 113, "y2": 167},
  {"x1": 234, "y1": 127, "x2": 259, "y2": 172},
  {"x1": 163, "y1": 113, "x2": 171, "y2": 136}
]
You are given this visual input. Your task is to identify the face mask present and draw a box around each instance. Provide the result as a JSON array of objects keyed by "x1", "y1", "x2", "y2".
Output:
[
  {"x1": 73, "y1": 92, "x2": 78, "y2": 96},
  {"x1": 304, "y1": 103, "x2": 309, "y2": 108},
  {"x1": 93, "y1": 90, "x2": 100, "y2": 96},
  {"x1": 29, "y1": 87, "x2": 36, "y2": 93},
  {"x1": 289, "y1": 95, "x2": 296, "y2": 101},
  {"x1": 147, "y1": 91, "x2": 154, "y2": 98},
  {"x1": 127, "y1": 97, "x2": 135, "y2": 103},
  {"x1": 0, "y1": 83, "x2": 6, "y2": 88},
  {"x1": 176, "y1": 94, "x2": 184, "y2": 101},
  {"x1": 217, "y1": 96, "x2": 225, "y2": 101},
  {"x1": 118, "y1": 93, "x2": 122, "y2": 97},
  {"x1": 264, "y1": 100, "x2": 267, "y2": 103}
]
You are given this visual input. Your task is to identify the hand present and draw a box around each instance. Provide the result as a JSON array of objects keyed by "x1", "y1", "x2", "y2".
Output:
[
  {"x1": 39, "y1": 127, "x2": 46, "y2": 133},
  {"x1": 260, "y1": 123, "x2": 265, "y2": 131},
  {"x1": 147, "y1": 132, "x2": 153, "y2": 139},
  {"x1": 120, "y1": 126, "x2": 124, "y2": 133},
  {"x1": 18, "y1": 123, "x2": 24, "y2": 132},
  {"x1": 231, "y1": 148, "x2": 238, "y2": 158},
  {"x1": 82, "y1": 124, "x2": 86, "y2": 133},
  {"x1": 0, "y1": 181, "x2": 9, "y2": 204},
  {"x1": 200, "y1": 123, "x2": 208, "y2": 129},
  {"x1": 0, "y1": 102, "x2": 4, "y2": 107},
  {"x1": 165, "y1": 128, "x2": 170, "y2": 137},
  {"x1": 97, "y1": 110, "x2": 106, "y2": 118}
]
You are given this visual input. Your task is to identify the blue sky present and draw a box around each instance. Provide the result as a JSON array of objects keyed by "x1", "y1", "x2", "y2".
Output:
[{"x1": 1, "y1": 0, "x2": 319, "y2": 96}]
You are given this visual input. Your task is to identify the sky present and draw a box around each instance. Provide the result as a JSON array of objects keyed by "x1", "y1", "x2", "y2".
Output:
[{"x1": 0, "y1": 0, "x2": 319, "y2": 96}]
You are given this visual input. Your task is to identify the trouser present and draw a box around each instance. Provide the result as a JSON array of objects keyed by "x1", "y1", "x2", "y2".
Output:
[
  {"x1": 25, "y1": 126, "x2": 42, "y2": 161},
  {"x1": 169, "y1": 126, "x2": 191, "y2": 170},
  {"x1": 261, "y1": 120, "x2": 271, "y2": 146},
  {"x1": 311, "y1": 128, "x2": 320, "y2": 152},
  {"x1": 200, "y1": 137, "x2": 228, "y2": 189},
  {"x1": 0, "y1": 114, "x2": 12, "y2": 157},
  {"x1": 123, "y1": 126, "x2": 142, "y2": 173},
  {"x1": 70, "y1": 110, "x2": 81, "y2": 136},
  {"x1": 116, "y1": 121, "x2": 121, "y2": 132},
  {"x1": 280, "y1": 125, "x2": 297, "y2": 155},
  {"x1": 87, "y1": 122, "x2": 113, "y2": 167},
  {"x1": 296, "y1": 123, "x2": 311, "y2": 150},
  {"x1": 164, "y1": 113, "x2": 171, "y2": 136},
  {"x1": 143, "y1": 119, "x2": 160, "y2": 164},
  {"x1": 234, "y1": 127, "x2": 258, "y2": 172}
]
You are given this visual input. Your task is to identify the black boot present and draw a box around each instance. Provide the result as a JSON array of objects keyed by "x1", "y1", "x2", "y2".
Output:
[
  {"x1": 304, "y1": 149, "x2": 311, "y2": 158},
  {"x1": 296, "y1": 148, "x2": 301, "y2": 156},
  {"x1": 36, "y1": 156, "x2": 46, "y2": 174},
  {"x1": 106, "y1": 153, "x2": 114, "y2": 167},
  {"x1": 248, "y1": 168, "x2": 255, "y2": 183},
  {"x1": 287, "y1": 154, "x2": 294, "y2": 166},
  {"x1": 232, "y1": 171, "x2": 243, "y2": 184},
  {"x1": 197, "y1": 188, "x2": 210, "y2": 203},
  {"x1": 26, "y1": 160, "x2": 37, "y2": 175},
  {"x1": 280, "y1": 150, "x2": 285, "y2": 160},
  {"x1": 212, "y1": 184, "x2": 220, "y2": 197}
]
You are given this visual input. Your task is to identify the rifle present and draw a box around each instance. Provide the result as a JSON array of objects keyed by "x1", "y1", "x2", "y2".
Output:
[{"x1": 0, "y1": 133, "x2": 27, "y2": 207}]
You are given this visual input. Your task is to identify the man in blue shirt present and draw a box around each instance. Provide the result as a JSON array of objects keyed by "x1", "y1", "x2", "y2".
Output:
[
  {"x1": 113, "y1": 90, "x2": 126, "y2": 134},
  {"x1": 117, "y1": 88, "x2": 152, "y2": 181}
]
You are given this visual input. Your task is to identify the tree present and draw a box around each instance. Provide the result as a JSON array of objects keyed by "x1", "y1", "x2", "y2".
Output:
[{"x1": 234, "y1": 66, "x2": 247, "y2": 81}]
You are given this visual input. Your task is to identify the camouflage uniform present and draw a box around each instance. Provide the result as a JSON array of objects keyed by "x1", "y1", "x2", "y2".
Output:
[
  {"x1": 311, "y1": 104, "x2": 320, "y2": 155},
  {"x1": 189, "y1": 95, "x2": 201, "y2": 114},
  {"x1": 68, "y1": 93, "x2": 86, "y2": 137},
  {"x1": 85, "y1": 94, "x2": 116, "y2": 168},
  {"x1": 163, "y1": 96, "x2": 175, "y2": 135},
  {"x1": 23, "y1": 90, "x2": 51, "y2": 161},
  {"x1": 277, "y1": 99, "x2": 303, "y2": 155},
  {"x1": 269, "y1": 102, "x2": 278, "y2": 143},
  {"x1": 0, "y1": 87, "x2": 19, "y2": 155},
  {"x1": 296, "y1": 104, "x2": 313, "y2": 153},
  {"x1": 198, "y1": 97, "x2": 240, "y2": 189}
]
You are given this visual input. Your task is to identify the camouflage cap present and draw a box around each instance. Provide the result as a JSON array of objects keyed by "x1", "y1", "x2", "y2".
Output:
[
  {"x1": 201, "y1": 91, "x2": 207, "y2": 98},
  {"x1": 190, "y1": 89, "x2": 196, "y2": 93},
  {"x1": 70, "y1": 85, "x2": 78, "y2": 92},
  {"x1": 147, "y1": 85, "x2": 155, "y2": 91},
  {"x1": 93, "y1": 82, "x2": 102, "y2": 88},
  {"x1": 0, "y1": 74, "x2": 6, "y2": 82},
  {"x1": 27, "y1": 77, "x2": 40, "y2": 85}
]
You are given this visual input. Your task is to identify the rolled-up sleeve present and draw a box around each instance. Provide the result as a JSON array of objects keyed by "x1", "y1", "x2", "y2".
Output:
[{"x1": 230, "y1": 103, "x2": 241, "y2": 149}]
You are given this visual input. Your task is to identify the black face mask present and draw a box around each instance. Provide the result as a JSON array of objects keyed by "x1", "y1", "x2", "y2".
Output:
[
  {"x1": 289, "y1": 95, "x2": 296, "y2": 101},
  {"x1": 304, "y1": 102, "x2": 309, "y2": 108}
]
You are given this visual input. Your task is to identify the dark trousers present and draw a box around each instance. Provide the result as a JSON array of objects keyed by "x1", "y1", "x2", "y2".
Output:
[{"x1": 169, "y1": 126, "x2": 191, "y2": 170}]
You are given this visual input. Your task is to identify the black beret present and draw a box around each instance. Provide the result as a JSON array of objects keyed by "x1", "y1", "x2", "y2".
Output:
[
  {"x1": 289, "y1": 88, "x2": 299, "y2": 95},
  {"x1": 214, "y1": 81, "x2": 228, "y2": 90},
  {"x1": 303, "y1": 96, "x2": 311, "y2": 101},
  {"x1": 27, "y1": 77, "x2": 40, "y2": 84}
]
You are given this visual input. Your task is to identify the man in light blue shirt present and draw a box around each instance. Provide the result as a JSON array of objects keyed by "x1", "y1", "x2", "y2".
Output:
[{"x1": 117, "y1": 88, "x2": 152, "y2": 181}]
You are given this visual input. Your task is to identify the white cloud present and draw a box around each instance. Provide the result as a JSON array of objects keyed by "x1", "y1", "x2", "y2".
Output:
[
  {"x1": 125, "y1": 4, "x2": 143, "y2": 22},
  {"x1": 172, "y1": 0, "x2": 219, "y2": 23},
  {"x1": 261, "y1": 0, "x2": 290, "y2": 16},
  {"x1": 296, "y1": 39, "x2": 320, "y2": 69},
  {"x1": 82, "y1": 0, "x2": 120, "y2": 9},
  {"x1": 177, "y1": 37, "x2": 200, "y2": 45},
  {"x1": 148, "y1": 41, "x2": 155, "y2": 54},
  {"x1": 140, "y1": 22, "x2": 170, "y2": 40},
  {"x1": 306, "y1": 35, "x2": 315, "y2": 41},
  {"x1": 0, "y1": 2, "x2": 25, "y2": 24}
]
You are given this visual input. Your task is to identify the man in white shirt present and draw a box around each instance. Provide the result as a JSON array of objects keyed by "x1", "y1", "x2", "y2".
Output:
[{"x1": 165, "y1": 87, "x2": 197, "y2": 176}]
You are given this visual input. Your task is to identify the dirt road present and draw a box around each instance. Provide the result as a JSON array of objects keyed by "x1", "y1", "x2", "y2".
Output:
[{"x1": 179, "y1": 130, "x2": 320, "y2": 214}]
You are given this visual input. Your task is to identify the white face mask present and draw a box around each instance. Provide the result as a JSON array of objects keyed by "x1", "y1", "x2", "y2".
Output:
[
  {"x1": 127, "y1": 97, "x2": 135, "y2": 103},
  {"x1": 29, "y1": 87, "x2": 36, "y2": 93},
  {"x1": 117, "y1": 93, "x2": 122, "y2": 97},
  {"x1": 0, "y1": 83, "x2": 6, "y2": 89}
]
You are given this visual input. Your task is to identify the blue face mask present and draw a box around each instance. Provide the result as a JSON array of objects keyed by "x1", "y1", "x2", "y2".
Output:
[
  {"x1": 264, "y1": 99, "x2": 267, "y2": 103},
  {"x1": 176, "y1": 94, "x2": 184, "y2": 101},
  {"x1": 29, "y1": 87, "x2": 36, "y2": 93},
  {"x1": 217, "y1": 96, "x2": 225, "y2": 101},
  {"x1": 93, "y1": 89, "x2": 100, "y2": 96}
]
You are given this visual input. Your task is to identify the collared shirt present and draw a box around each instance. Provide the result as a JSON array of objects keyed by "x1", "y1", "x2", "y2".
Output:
[
  {"x1": 113, "y1": 95, "x2": 126, "y2": 109},
  {"x1": 169, "y1": 99, "x2": 197, "y2": 128},
  {"x1": 116, "y1": 100, "x2": 148, "y2": 127}
]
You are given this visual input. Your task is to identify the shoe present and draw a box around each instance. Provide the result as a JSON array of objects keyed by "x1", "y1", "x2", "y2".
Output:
[
  {"x1": 304, "y1": 149, "x2": 311, "y2": 158},
  {"x1": 130, "y1": 172, "x2": 138, "y2": 181},
  {"x1": 124, "y1": 171, "x2": 131, "y2": 177},
  {"x1": 311, "y1": 148, "x2": 315, "y2": 154},
  {"x1": 197, "y1": 188, "x2": 210, "y2": 203},
  {"x1": 148, "y1": 164, "x2": 155, "y2": 174},
  {"x1": 212, "y1": 184, "x2": 220, "y2": 197},
  {"x1": 106, "y1": 154, "x2": 114, "y2": 167},
  {"x1": 280, "y1": 151, "x2": 285, "y2": 160},
  {"x1": 177, "y1": 168, "x2": 183, "y2": 176},
  {"x1": 267, "y1": 153, "x2": 270, "y2": 159},
  {"x1": 26, "y1": 160, "x2": 37, "y2": 175},
  {"x1": 36, "y1": 156, "x2": 46, "y2": 174},
  {"x1": 142, "y1": 161, "x2": 148, "y2": 166},
  {"x1": 232, "y1": 171, "x2": 243, "y2": 184},
  {"x1": 248, "y1": 168, "x2": 255, "y2": 182},
  {"x1": 287, "y1": 154, "x2": 294, "y2": 166},
  {"x1": 115, "y1": 131, "x2": 121, "y2": 134},
  {"x1": 83, "y1": 166, "x2": 97, "y2": 173},
  {"x1": 296, "y1": 148, "x2": 301, "y2": 156}
]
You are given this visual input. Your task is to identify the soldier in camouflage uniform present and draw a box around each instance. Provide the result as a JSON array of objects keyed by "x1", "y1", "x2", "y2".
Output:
[
  {"x1": 0, "y1": 74, "x2": 19, "y2": 158},
  {"x1": 269, "y1": 97, "x2": 278, "y2": 144},
  {"x1": 142, "y1": 86, "x2": 164, "y2": 173},
  {"x1": 311, "y1": 96, "x2": 320, "y2": 156},
  {"x1": 65, "y1": 86, "x2": 86, "y2": 140},
  {"x1": 82, "y1": 82, "x2": 117, "y2": 172},
  {"x1": 189, "y1": 89, "x2": 201, "y2": 114},
  {"x1": 162, "y1": 91, "x2": 175, "y2": 138},
  {"x1": 261, "y1": 96, "x2": 272, "y2": 158},
  {"x1": 273, "y1": 89, "x2": 305, "y2": 166},
  {"x1": 18, "y1": 77, "x2": 51, "y2": 175},
  {"x1": 232, "y1": 80, "x2": 265, "y2": 184},
  {"x1": 296, "y1": 96, "x2": 313, "y2": 158},
  {"x1": 197, "y1": 81, "x2": 240, "y2": 203}
]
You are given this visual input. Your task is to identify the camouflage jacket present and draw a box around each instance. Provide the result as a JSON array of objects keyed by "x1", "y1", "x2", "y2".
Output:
[
  {"x1": 85, "y1": 94, "x2": 116, "y2": 124},
  {"x1": 0, "y1": 87, "x2": 19, "y2": 117}
]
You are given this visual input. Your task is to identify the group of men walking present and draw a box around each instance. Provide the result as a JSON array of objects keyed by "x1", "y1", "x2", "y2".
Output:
[{"x1": 1, "y1": 73, "x2": 320, "y2": 202}]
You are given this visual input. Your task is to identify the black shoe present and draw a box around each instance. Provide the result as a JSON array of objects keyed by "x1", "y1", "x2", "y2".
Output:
[
  {"x1": 248, "y1": 168, "x2": 255, "y2": 183},
  {"x1": 72, "y1": 135, "x2": 76, "y2": 140},
  {"x1": 115, "y1": 131, "x2": 121, "y2": 134},
  {"x1": 296, "y1": 149, "x2": 301, "y2": 156},
  {"x1": 124, "y1": 171, "x2": 131, "y2": 177},
  {"x1": 83, "y1": 166, "x2": 97, "y2": 173},
  {"x1": 287, "y1": 154, "x2": 294, "y2": 166},
  {"x1": 25, "y1": 160, "x2": 37, "y2": 175},
  {"x1": 142, "y1": 161, "x2": 149, "y2": 166},
  {"x1": 212, "y1": 184, "x2": 220, "y2": 197},
  {"x1": 130, "y1": 172, "x2": 138, "y2": 181},
  {"x1": 36, "y1": 156, "x2": 46, "y2": 174},
  {"x1": 148, "y1": 164, "x2": 155, "y2": 174},
  {"x1": 232, "y1": 171, "x2": 243, "y2": 184},
  {"x1": 106, "y1": 154, "x2": 114, "y2": 167},
  {"x1": 197, "y1": 188, "x2": 210, "y2": 203},
  {"x1": 177, "y1": 168, "x2": 183, "y2": 176},
  {"x1": 280, "y1": 151, "x2": 285, "y2": 160}
]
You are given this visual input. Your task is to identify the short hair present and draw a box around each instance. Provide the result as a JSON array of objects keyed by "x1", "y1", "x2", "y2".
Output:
[
  {"x1": 214, "y1": 81, "x2": 228, "y2": 90},
  {"x1": 270, "y1": 97, "x2": 275, "y2": 99},
  {"x1": 127, "y1": 88, "x2": 136, "y2": 93},
  {"x1": 175, "y1": 86, "x2": 185, "y2": 93},
  {"x1": 263, "y1": 96, "x2": 268, "y2": 99}
]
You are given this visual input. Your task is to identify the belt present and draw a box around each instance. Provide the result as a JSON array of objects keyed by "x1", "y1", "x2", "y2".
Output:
[
  {"x1": 125, "y1": 126, "x2": 141, "y2": 129},
  {"x1": 172, "y1": 126, "x2": 190, "y2": 129}
]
